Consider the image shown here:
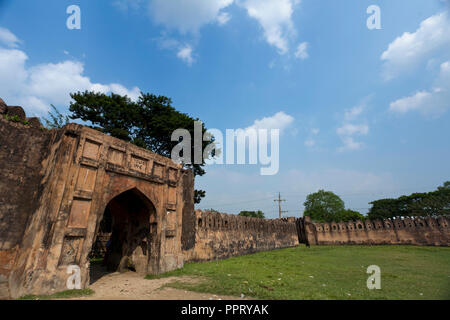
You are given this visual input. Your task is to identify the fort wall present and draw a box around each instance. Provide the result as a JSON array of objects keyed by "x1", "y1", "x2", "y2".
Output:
[
  {"x1": 183, "y1": 210, "x2": 299, "y2": 262},
  {"x1": 0, "y1": 111, "x2": 60, "y2": 299},
  {"x1": 303, "y1": 216, "x2": 450, "y2": 246}
]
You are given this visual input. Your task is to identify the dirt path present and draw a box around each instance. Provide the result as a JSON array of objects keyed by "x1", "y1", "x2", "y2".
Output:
[{"x1": 71, "y1": 270, "x2": 246, "y2": 300}]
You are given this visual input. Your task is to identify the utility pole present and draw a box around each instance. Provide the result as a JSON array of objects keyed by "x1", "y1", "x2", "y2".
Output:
[{"x1": 274, "y1": 192, "x2": 288, "y2": 218}]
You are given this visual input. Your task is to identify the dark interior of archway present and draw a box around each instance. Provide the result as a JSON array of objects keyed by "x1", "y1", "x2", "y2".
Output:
[{"x1": 89, "y1": 189, "x2": 156, "y2": 284}]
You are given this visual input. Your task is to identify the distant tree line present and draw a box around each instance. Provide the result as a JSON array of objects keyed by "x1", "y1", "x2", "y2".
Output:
[
  {"x1": 367, "y1": 181, "x2": 450, "y2": 220},
  {"x1": 204, "y1": 209, "x2": 266, "y2": 219},
  {"x1": 238, "y1": 210, "x2": 265, "y2": 219},
  {"x1": 303, "y1": 181, "x2": 450, "y2": 223}
]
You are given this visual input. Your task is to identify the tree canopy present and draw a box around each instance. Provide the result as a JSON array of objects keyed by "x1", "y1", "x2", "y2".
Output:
[
  {"x1": 68, "y1": 91, "x2": 213, "y2": 203},
  {"x1": 367, "y1": 181, "x2": 450, "y2": 219},
  {"x1": 340, "y1": 209, "x2": 365, "y2": 222},
  {"x1": 303, "y1": 190, "x2": 364, "y2": 222},
  {"x1": 238, "y1": 210, "x2": 265, "y2": 219}
]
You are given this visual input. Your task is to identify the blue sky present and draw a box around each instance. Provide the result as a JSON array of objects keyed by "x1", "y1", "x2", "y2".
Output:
[{"x1": 1, "y1": 0, "x2": 449, "y2": 218}]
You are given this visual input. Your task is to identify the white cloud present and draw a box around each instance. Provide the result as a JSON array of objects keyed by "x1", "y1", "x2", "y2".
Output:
[
  {"x1": 337, "y1": 125, "x2": 368, "y2": 151},
  {"x1": 0, "y1": 28, "x2": 140, "y2": 115},
  {"x1": 119, "y1": 1, "x2": 233, "y2": 63},
  {"x1": 389, "y1": 60, "x2": 450, "y2": 116},
  {"x1": 155, "y1": 36, "x2": 181, "y2": 51},
  {"x1": 149, "y1": 0, "x2": 301, "y2": 56},
  {"x1": 0, "y1": 27, "x2": 21, "y2": 47},
  {"x1": 148, "y1": 0, "x2": 234, "y2": 34},
  {"x1": 442, "y1": 60, "x2": 450, "y2": 73},
  {"x1": 389, "y1": 91, "x2": 433, "y2": 113},
  {"x1": 108, "y1": 83, "x2": 141, "y2": 101},
  {"x1": 344, "y1": 105, "x2": 364, "y2": 121},
  {"x1": 27, "y1": 61, "x2": 95, "y2": 105},
  {"x1": 304, "y1": 128, "x2": 319, "y2": 148},
  {"x1": 217, "y1": 12, "x2": 231, "y2": 25},
  {"x1": 118, "y1": 0, "x2": 303, "y2": 61},
  {"x1": 238, "y1": 0, "x2": 299, "y2": 54},
  {"x1": 337, "y1": 99, "x2": 370, "y2": 151},
  {"x1": 245, "y1": 111, "x2": 294, "y2": 134},
  {"x1": 177, "y1": 45, "x2": 195, "y2": 65},
  {"x1": 304, "y1": 138, "x2": 315, "y2": 147},
  {"x1": 154, "y1": 35, "x2": 196, "y2": 66},
  {"x1": 337, "y1": 123, "x2": 369, "y2": 136},
  {"x1": 113, "y1": 0, "x2": 144, "y2": 11},
  {"x1": 0, "y1": 48, "x2": 28, "y2": 95},
  {"x1": 381, "y1": 11, "x2": 450, "y2": 80},
  {"x1": 294, "y1": 41, "x2": 308, "y2": 60},
  {"x1": 338, "y1": 137, "x2": 363, "y2": 152}
]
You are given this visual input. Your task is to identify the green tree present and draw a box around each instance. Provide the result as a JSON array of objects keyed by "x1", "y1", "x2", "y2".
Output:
[
  {"x1": 238, "y1": 210, "x2": 265, "y2": 219},
  {"x1": 338, "y1": 209, "x2": 365, "y2": 222},
  {"x1": 43, "y1": 104, "x2": 70, "y2": 129},
  {"x1": 367, "y1": 181, "x2": 450, "y2": 219},
  {"x1": 303, "y1": 190, "x2": 345, "y2": 222},
  {"x1": 205, "y1": 208, "x2": 220, "y2": 213},
  {"x1": 438, "y1": 181, "x2": 450, "y2": 191},
  {"x1": 367, "y1": 198, "x2": 401, "y2": 220},
  {"x1": 194, "y1": 190, "x2": 206, "y2": 205},
  {"x1": 68, "y1": 91, "x2": 214, "y2": 203}
]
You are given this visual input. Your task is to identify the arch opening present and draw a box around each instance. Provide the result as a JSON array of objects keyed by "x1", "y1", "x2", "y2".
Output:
[{"x1": 89, "y1": 188, "x2": 157, "y2": 283}]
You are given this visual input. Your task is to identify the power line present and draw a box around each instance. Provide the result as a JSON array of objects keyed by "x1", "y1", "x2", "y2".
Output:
[{"x1": 274, "y1": 192, "x2": 288, "y2": 219}]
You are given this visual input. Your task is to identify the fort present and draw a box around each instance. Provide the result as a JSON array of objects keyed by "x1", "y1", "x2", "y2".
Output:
[
  {"x1": 0, "y1": 99, "x2": 449, "y2": 299},
  {"x1": 302, "y1": 216, "x2": 450, "y2": 246}
]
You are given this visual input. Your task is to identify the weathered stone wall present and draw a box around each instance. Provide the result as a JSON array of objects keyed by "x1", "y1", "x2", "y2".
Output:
[
  {"x1": 304, "y1": 216, "x2": 450, "y2": 246},
  {"x1": 181, "y1": 170, "x2": 195, "y2": 252},
  {"x1": 0, "y1": 99, "x2": 194, "y2": 299},
  {"x1": 0, "y1": 104, "x2": 57, "y2": 299},
  {"x1": 183, "y1": 210, "x2": 299, "y2": 262}
]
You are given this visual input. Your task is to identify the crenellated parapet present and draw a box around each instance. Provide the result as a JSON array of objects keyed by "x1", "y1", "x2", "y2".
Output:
[
  {"x1": 304, "y1": 216, "x2": 450, "y2": 246},
  {"x1": 183, "y1": 210, "x2": 299, "y2": 262},
  {"x1": 194, "y1": 210, "x2": 297, "y2": 234},
  {"x1": 311, "y1": 216, "x2": 449, "y2": 233}
]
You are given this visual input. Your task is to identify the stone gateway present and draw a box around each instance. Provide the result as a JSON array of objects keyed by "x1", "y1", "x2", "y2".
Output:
[{"x1": 0, "y1": 102, "x2": 194, "y2": 298}]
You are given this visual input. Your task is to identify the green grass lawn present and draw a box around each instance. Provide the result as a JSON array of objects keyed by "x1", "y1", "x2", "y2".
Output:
[
  {"x1": 18, "y1": 289, "x2": 94, "y2": 300},
  {"x1": 148, "y1": 245, "x2": 450, "y2": 300}
]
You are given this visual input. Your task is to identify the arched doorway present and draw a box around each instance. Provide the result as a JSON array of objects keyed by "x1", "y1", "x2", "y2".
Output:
[{"x1": 90, "y1": 188, "x2": 157, "y2": 283}]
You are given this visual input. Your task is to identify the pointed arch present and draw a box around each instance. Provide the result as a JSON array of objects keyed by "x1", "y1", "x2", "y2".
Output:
[
  {"x1": 89, "y1": 187, "x2": 159, "y2": 280},
  {"x1": 105, "y1": 186, "x2": 158, "y2": 212}
]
